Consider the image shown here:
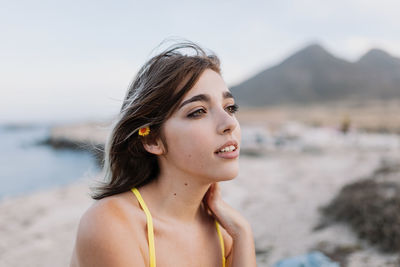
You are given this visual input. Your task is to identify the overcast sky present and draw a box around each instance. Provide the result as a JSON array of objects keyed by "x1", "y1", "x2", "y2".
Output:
[{"x1": 1, "y1": 0, "x2": 400, "y2": 124}]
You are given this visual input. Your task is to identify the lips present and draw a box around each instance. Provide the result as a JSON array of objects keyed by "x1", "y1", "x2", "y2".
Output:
[{"x1": 214, "y1": 140, "x2": 239, "y2": 154}]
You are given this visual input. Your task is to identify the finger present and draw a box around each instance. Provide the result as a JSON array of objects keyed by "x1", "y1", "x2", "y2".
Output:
[
  {"x1": 213, "y1": 182, "x2": 221, "y2": 194},
  {"x1": 203, "y1": 184, "x2": 212, "y2": 201},
  {"x1": 203, "y1": 184, "x2": 214, "y2": 205},
  {"x1": 209, "y1": 182, "x2": 221, "y2": 200}
]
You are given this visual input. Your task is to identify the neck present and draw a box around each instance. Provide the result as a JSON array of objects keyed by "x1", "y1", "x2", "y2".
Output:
[{"x1": 139, "y1": 168, "x2": 212, "y2": 223}]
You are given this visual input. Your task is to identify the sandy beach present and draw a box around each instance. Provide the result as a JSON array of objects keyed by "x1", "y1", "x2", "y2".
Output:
[{"x1": 1, "y1": 122, "x2": 400, "y2": 267}]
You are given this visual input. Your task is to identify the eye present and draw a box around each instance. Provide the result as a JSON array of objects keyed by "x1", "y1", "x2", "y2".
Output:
[
  {"x1": 187, "y1": 108, "x2": 206, "y2": 118},
  {"x1": 226, "y1": 104, "x2": 239, "y2": 114}
]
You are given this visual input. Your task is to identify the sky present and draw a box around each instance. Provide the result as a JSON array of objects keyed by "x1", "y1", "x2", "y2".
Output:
[{"x1": 1, "y1": 0, "x2": 400, "y2": 124}]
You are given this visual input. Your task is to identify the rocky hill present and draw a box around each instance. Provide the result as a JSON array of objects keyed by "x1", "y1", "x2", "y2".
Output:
[{"x1": 231, "y1": 44, "x2": 400, "y2": 106}]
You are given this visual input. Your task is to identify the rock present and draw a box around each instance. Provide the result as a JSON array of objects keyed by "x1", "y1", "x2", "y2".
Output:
[{"x1": 318, "y1": 159, "x2": 400, "y2": 252}]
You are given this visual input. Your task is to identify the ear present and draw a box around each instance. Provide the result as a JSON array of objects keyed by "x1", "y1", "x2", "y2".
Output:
[{"x1": 142, "y1": 137, "x2": 165, "y2": 156}]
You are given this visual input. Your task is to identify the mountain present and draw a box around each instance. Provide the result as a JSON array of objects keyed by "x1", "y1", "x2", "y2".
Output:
[
  {"x1": 231, "y1": 44, "x2": 400, "y2": 106},
  {"x1": 357, "y1": 48, "x2": 400, "y2": 69}
]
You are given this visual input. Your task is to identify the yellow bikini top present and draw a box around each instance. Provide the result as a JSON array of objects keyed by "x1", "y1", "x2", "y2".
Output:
[{"x1": 131, "y1": 188, "x2": 226, "y2": 267}]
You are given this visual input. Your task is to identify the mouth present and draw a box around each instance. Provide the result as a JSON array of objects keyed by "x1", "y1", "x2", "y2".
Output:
[{"x1": 214, "y1": 141, "x2": 239, "y2": 154}]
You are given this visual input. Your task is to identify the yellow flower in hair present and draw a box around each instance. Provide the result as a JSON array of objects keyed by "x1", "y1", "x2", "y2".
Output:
[{"x1": 138, "y1": 126, "x2": 150, "y2": 136}]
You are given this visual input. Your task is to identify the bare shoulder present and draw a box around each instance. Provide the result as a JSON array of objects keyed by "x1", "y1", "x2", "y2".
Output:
[{"x1": 72, "y1": 191, "x2": 147, "y2": 267}]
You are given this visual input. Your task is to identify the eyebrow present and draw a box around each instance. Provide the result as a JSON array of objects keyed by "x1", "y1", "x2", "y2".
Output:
[{"x1": 178, "y1": 91, "x2": 234, "y2": 109}]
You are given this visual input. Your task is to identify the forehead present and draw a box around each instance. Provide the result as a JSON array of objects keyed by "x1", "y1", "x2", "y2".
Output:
[{"x1": 182, "y1": 69, "x2": 229, "y2": 99}]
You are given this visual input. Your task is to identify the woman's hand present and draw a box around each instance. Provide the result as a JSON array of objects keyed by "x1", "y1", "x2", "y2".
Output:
[
  {"x1": 202, "y1": 182, "x2": 251, "y2": 239},
  {"x1": 203, "y1": 182, "x2": 257, "y2": 267}
]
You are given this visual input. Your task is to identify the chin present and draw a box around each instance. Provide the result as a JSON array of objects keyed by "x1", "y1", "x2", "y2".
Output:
[
  {"x1": 214, "y1": 168, "x2": 239, "y2": 182},
  {"x1": 218, "y1": 175, "x2": 237, "y2": 182}
]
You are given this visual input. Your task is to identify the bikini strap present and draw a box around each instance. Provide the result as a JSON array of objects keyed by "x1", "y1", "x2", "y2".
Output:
[
  {"x1": 132, "y1": 187, "x2": 225, "y2": 267},
  {"x1": 215, "y1": 220, "x2": 226, "y2": 267},
  {"x1": 131, "y1": 188, "x2": 156, "y2": 267}
]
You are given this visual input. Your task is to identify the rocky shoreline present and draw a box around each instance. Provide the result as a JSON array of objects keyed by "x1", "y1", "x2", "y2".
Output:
[{"x1": 39, "y1": 122, "x2": 110, "y2": 166}]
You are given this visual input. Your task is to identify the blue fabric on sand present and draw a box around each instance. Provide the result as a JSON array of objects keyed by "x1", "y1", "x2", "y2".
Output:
[{"x1": 273, "y1": 251, "x2": 340, "y2": 267}]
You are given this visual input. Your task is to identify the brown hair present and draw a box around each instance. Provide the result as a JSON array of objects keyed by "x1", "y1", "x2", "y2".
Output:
[{"x1": 92, "y1": 41, "x2": 221, "y2": 199}]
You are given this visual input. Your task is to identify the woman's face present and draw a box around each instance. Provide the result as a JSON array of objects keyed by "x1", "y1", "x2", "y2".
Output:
[{"x1": 159, "y1": 69, "x2": 241, "y2": 183}]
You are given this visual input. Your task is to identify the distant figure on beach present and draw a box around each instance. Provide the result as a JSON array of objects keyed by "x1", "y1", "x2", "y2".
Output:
[
  {"x1": 340, "y1": 114, "x2": 351, "y2": 134},
  {"x1": 70, "y1": 41, "x2": 256, "y2": 267}
]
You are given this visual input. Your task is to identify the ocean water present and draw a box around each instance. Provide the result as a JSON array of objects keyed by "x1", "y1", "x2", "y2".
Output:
[{"x1": 0, "y1": 125, "x2": 100, "y2": 199}]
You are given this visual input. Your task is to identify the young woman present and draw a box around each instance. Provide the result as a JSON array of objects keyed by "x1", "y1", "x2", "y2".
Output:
[{"x1": 70, "y1": 41, "x2": 256, "y2": 267}]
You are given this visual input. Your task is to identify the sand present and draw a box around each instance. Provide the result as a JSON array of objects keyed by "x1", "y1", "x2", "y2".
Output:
[
  {"x1": 1, "y1": 123, "x2": 400, "y2": 266},
  {"x1": 0, "y1": 179, "x2": 94, "y2": 267},
  {"x1": 225, "y1": 150, "x2": 400, "y2": 266}
]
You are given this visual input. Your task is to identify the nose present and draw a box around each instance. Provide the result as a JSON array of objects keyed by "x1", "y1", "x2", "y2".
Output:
[{"x1": 216, "y1": 108, "x2": 238, "y2": 135}]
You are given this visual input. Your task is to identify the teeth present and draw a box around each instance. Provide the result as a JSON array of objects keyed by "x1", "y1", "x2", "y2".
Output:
[{"x1": 218, "y1": 145, "x2": 236, "y2": 153}]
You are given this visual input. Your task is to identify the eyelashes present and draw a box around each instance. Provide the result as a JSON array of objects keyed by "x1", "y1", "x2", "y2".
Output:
[
  {"x1": 187, "y1": 104, "x2": 239, "y2": 118},
  {"x1": 187, "y1": 109, "x2": 206, "y2": 118},
  {"x1": 226, "y1": 104, "x2": 239, "y2": 114}
]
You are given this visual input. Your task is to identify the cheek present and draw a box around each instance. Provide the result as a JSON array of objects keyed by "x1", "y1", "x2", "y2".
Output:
[
  {"x1": 168, "y1": 140, "x2": 209, "y2": 172},
  {"x1": 165, "y1": 123, "x2": 211, "y2": 162},
  {"x1": 235, "y1": 122, "x2": 241, "y2": 141},
  {"x1": 175, "y1": 131, "x2": 209, "y2": 155}
]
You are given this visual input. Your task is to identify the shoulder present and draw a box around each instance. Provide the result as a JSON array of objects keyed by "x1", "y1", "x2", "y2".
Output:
[
  {"x1": 77, "y1": 191, "x2": 145, "y2": 239},
  {"x1": 73, "y1": 191, "x2": 147, "y2": 267}
]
